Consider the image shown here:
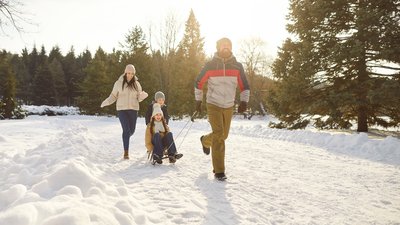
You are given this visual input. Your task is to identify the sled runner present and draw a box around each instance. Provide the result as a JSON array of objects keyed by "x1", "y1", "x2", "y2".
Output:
[{"x1": 147, "y1": 148, "x2": 183, "y2": 165}]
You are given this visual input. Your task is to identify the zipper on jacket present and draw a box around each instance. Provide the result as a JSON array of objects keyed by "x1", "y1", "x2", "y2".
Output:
[
  {"x1": 223, "y1": 58, "x2": 226, "y2": 105},
  {"x1": 223, "y1": 59, "x2": 226, "y2": 76}
]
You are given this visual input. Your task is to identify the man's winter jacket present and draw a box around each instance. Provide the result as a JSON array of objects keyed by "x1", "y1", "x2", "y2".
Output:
[{"x1": 194, "y1": 53, "x2": 250, "y2": 108}]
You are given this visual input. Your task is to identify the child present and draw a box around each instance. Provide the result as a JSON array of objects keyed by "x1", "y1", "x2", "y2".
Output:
[
  {"x1": 145, "y1": 91, "x2": 169, "y2": 125},
  {"x1": 145, "y1": 103, "x2": 182, "y2": 164}
]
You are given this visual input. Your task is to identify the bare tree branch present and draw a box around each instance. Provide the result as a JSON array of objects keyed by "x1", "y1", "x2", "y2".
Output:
[
  {"x1": 238, "y1": 37, "x2": 273, "y2": 77},
  {"x1": 157, "y1": 11, "x2": 181, "y2": 56},
  {"x1": 0, "y1": 0, "x2": 31, "y2": 36}
]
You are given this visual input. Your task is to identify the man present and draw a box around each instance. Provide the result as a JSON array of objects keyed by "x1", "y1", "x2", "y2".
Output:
[{"x1": 194, "y1": 37, "x2": 250, "y2": 181}]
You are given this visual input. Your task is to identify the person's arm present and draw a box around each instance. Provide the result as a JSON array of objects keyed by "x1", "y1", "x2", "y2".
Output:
[
  {"x1": 136, "y1": 82, "x2": 148, "y2": 102},
  {"x1": 145, "y1": 125, "x2": 153, "y2": 152},
  {"x1": 194, "y1": 63, "x2": 210, "y2": 102},
  {"x1": 237, "y1": 63, "x2": 250, "y2": 103},
  {"x1": 101, "y1": 81, "x2": 119, "y2": 107},
  {"x1": 165, "y1": 122, "x2": 170, "y2": 133},
  {"x1": 145, "y1": 103, "x2": 153, "y2": 125},
  {"x1": 162, "y1": 105, "x2": 169, "y2": 124},
  {"x1": 237, "y1": 63, "x2": 250, "y2": 113}
]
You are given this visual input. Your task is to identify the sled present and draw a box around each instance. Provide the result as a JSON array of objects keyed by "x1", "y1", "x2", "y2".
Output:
[
  {"x1": 147, "y1": 148, "x2": 169, "y2": 163},
  {"x1": 147, "y1": 148, "x2": 183, "y2": 165},
  {"x1": 146, "y1": 111, "x2": 196, "y2": 165}
]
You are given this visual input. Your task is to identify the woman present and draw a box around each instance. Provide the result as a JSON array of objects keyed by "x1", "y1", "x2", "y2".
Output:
[{"x1": 101, "y1": 64, "x2": 148, "y2": 160}]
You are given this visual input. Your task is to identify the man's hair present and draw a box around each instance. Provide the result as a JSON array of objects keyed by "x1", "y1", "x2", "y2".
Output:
[{"x1": 216, "y1": 37, "x2": 232, "y2": 49}]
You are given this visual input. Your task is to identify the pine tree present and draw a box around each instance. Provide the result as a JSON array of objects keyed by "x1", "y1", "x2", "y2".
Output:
[
  {"x1": 75, "y1": 49, "x2": 92, "y2": 101},
  {"x1": 49, "y1": 58, "x2": 67, "y2": 105},
  {"x1": 11, "y1": 50, "x2": 30, "y2": 104},
  {"x1": 25, "y1": 46, "x2": 40, "y2": 103},
  {"x1": 32, "y1": 61, "x2": 57, "y2": 105},
  {"x1": 76, "y1": 48, "x2": 112, "y2": 115},
  {"x1": 0, "y1": 51, "x2": 25, "y2": 119},
  {"x1": 121, "y1": 26, "x2": 155, "y2": 116},
  {"x1": 28, "y1": 46, "x2": 39, "y2": 78},
  {"x1": 268, "y1": 39, "x2": 318, "y2": 129},
  {"x1": 38, "y1": 46, "x2": 48, "y2": 66},
  {"x1": 62, "y1": 47, "x2": 80, "y2": 106},
  {"x1": 31, "y1": 46, "x2": 57, "y2": 105},
  {"x1": 270, "y1": 0, "x2": 400, "y2": 131},
  {"x1": 175, "y1": 9, "x2": 206, "y2": 116},
  {"x1": 48, "y1": 46, "x2": 63, "y2": 63}
]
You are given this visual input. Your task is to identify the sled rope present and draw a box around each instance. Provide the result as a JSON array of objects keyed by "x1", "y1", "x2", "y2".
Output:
[
  {"x1": 176, "y1": 118, "x2": 194, "y2": 150},
  {"x1": 165, "y1": 111, "x2": 198, "y2": 152},
  {"x1": 148, "y1": 111, "x2": 198, "y2": 162}
]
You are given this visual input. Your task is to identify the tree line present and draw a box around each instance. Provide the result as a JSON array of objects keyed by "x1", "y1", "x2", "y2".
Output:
[
  {"x1": 0, "y1": 10, "x2": 273, "y2": 119},
  {"x1": 2, "y1": 1, "x2": 399, "y2": 132}
]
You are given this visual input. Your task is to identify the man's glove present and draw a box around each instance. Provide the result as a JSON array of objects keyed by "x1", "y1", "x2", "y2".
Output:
[
  {"x1": 238, "y1": 101, "x2": 247, "y2": 113},
  {"x1": 196, "y1": 101, "x2": 202, "y2": 113}
]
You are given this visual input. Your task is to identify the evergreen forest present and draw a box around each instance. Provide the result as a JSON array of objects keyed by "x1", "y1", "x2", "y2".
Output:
[{"x1": 1, "y1": 1, "x2": 399, "y2": 132}]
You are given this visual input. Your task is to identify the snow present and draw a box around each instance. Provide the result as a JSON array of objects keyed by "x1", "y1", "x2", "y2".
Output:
[
  {"x1": 0, "y1": 107, "x2": 399, "y2": 225},
  {"x1": 21, "y1": 105, "x2": 80, "y2": 116}
]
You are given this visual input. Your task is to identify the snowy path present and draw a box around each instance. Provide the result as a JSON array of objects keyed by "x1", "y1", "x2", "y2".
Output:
[{"x1": 0, "y1": 115, "x2": 399, "y2": 225}]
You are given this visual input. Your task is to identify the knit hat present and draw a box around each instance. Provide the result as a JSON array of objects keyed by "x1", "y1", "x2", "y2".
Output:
[
  {"x1": 216, "y1": 37, "x2": 232, "y2": 50},
  {"x1": 152, "y1": 103, "x2": 163, "y2": 117},
  {"x1": 154, "y1": 91, "x2": 165, "y2": 101},
  {"x1": 124, "y1": 64, "x2": 136, "y2": 74}
]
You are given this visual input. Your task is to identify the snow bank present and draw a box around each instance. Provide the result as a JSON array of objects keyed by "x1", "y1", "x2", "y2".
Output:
[
  {"x1": 22, "y1": 105, "x2": 80, "y2": 116},
  {"x1": 230, "y1": 120, "x2": 400, "y2": 165}
]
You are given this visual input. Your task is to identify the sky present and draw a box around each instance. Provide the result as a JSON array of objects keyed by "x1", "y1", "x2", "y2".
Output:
[
  {"x1": 0, "y1": 106, "x2": 399, "y2": 224},
  {"x1": 0, "y1": 0, "x2": 290, "y2": 57}
]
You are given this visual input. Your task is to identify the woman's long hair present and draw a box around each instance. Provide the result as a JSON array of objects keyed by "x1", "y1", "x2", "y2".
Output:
[{"x1": 122, "y1": 73, "x2": 138, "y2": 90}]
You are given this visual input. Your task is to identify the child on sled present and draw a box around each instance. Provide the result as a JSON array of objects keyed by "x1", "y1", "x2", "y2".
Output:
[
  {"x1": 145, "y1": 91, "x2": 169, "y2": 125},
  {"x1": 145, "y1": 103, "x2": 182, "y2": 164}
]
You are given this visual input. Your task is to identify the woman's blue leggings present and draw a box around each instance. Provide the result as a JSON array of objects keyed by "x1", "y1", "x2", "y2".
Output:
[{"x1": 118, "y1": 110, "x2": 138, "y2": 150}]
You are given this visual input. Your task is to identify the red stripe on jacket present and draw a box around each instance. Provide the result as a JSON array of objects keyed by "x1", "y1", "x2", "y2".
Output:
[{"x1": 197, "y1": 69, "x2": 242, "y2": 90}]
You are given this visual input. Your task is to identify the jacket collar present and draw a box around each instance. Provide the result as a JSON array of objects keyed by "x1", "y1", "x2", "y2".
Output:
[{"x1": 213, "y1": 52, "x2": 236, "y2": 63}]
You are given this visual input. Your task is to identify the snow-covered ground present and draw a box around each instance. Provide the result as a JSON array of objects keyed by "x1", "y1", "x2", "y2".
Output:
[{"x1": 0, "y1": 111, "x2": 399, "y2": 224}]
